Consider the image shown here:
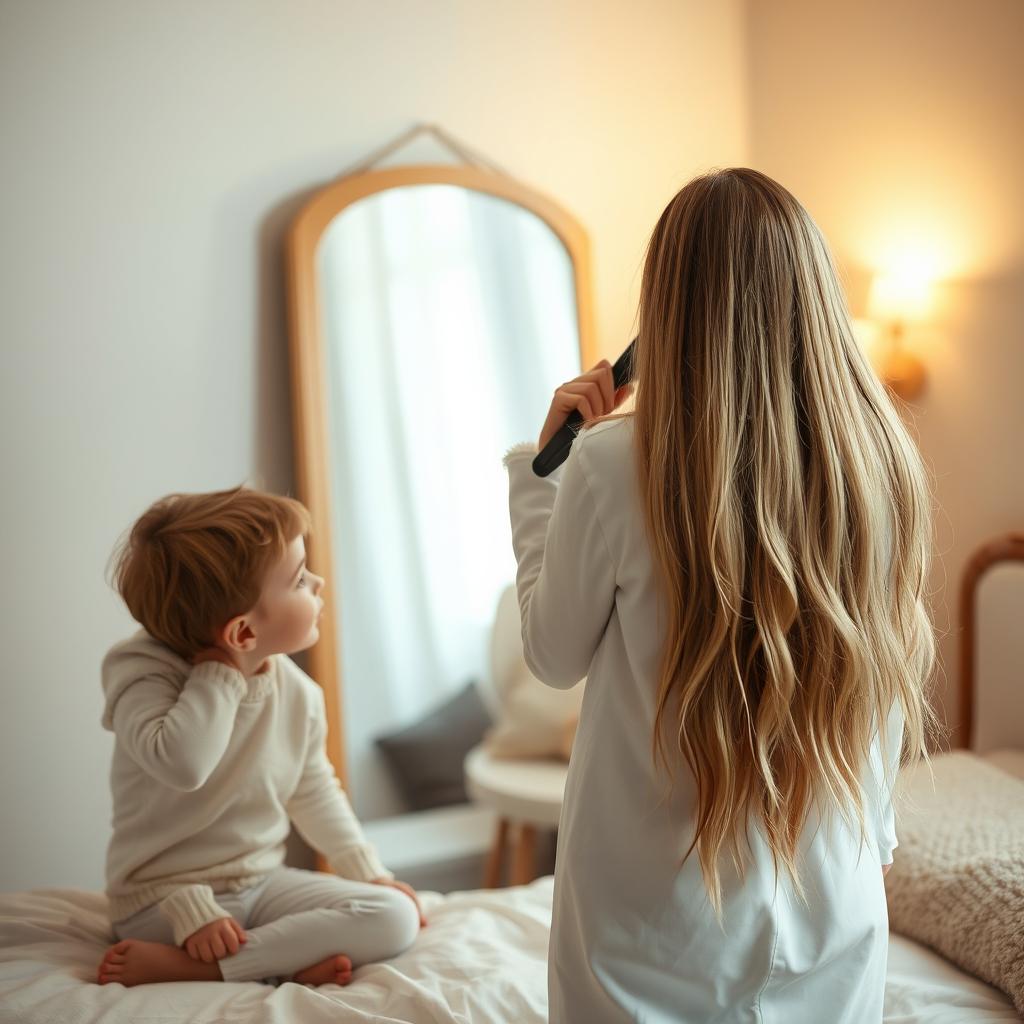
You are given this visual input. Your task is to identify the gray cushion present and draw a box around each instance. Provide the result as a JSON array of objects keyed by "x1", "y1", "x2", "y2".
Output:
[{"x1": 374, "y1": 681, "x2": 494, "y2": 811}]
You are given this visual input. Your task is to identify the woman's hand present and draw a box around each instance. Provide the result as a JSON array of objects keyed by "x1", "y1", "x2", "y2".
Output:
[
  {"x1": 369, "y1": 877, "x2": 427, "y2": 928},
  {"x1": 538, "y1": 359, "x2": 634, "y2": 451},
  {"x1": 183, "y1": 916, "x2": 248, "y2": 962}
]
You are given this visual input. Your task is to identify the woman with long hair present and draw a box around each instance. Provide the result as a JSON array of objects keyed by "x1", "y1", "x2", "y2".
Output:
[{"x1": 502, "y1": 167, "x2": 936, "y2": 1022}]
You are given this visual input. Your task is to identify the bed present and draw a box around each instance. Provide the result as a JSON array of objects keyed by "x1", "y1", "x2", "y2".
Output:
[
  {"x1": 0, "y1": 878, "x2": 553, "y2": 1023},
  {"x1": 1, "y1": 873, "x2": 1019, "y2": 1024},
  {"x1": 2, "y1": 533, "x2": 1021, "y2": 1023}
]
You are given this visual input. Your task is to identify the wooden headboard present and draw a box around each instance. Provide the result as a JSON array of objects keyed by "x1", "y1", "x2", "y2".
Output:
[{"x1": 958, "y1": 532, "x2": 1024, "y2": 750}]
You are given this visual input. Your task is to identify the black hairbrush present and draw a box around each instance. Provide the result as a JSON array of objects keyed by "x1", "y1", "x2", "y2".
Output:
[{"x1": 531, "y1": 337, "x2": 637, "y2": 478}]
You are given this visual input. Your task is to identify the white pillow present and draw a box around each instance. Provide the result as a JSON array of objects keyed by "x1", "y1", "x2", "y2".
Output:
[{"x1": 481, "y1": 584, "x2": 583, "y2": 761}]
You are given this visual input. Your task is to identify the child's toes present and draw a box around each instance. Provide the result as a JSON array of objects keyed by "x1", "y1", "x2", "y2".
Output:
[{"x1": 333, "y1": 954, "x2": 353, "y2": 985}]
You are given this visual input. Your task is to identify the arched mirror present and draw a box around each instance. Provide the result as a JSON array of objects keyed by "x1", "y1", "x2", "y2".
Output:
[{"x1": 285, "y1": 163, "x2": 596, "y2": 843}]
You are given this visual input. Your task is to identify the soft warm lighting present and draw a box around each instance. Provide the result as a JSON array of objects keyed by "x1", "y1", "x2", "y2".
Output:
[
  {"x1": 844, "y1": 196, "x2": 973, "y2": 279},
  {"x1": 866, "y1": 268, "x2": 934, "y2": 401},
  {"x1": 867, "y1": 270, "x2": 934, "y2": 323}
]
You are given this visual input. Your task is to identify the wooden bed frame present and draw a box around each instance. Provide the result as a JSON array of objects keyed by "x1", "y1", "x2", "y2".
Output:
[{"x1": 957, "y1": 531, "x2": 1024, "y2": 749}]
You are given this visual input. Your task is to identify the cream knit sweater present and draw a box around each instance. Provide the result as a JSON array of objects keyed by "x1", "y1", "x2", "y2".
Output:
[{"x1": 101, "y1": 629, "x2": 392, "y2": 945}]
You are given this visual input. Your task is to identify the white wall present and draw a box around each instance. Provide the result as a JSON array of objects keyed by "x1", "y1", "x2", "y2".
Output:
[{"x1": 0, "y1": 0, "x2": 747, "y2": 892}]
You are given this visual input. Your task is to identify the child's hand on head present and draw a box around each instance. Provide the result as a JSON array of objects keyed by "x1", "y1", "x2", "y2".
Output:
[
  {"x1": 370, "y1": 877, "x2": 427, "y2": 928},
  {"x1": 183, "y1": 916, "x2": 248, "y2": 962}
]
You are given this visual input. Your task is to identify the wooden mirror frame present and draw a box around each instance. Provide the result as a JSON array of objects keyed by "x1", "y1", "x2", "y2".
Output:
[
  {"x1": 957, "y1": 531, "x2": 1024, "y2": 749},
  {"x1": 284, "y1": 163, "x2": 599, "y2": 831}
]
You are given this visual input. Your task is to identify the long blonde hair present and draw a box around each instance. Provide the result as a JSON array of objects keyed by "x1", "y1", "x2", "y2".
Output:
[{"x1": 630, "y1": 168, "x2": 936, "y2": 911}]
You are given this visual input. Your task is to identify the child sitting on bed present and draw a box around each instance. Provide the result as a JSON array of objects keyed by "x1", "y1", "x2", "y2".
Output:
[{"x1": 95, "y1": 485, "x2": 425, "y2": 988}]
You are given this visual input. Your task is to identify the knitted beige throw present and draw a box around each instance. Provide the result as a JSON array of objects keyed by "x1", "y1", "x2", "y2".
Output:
[{"x1": 885, "y1": 750, "x2": 1024, "y2": 1012}]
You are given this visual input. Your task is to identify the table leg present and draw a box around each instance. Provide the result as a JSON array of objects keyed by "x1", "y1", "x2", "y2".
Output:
[
  {"x1": 483, "y1": 817, "x2": 509, "y2": 888},
  {"x1": 509, "y1": 823, "x2": 538, "y2": 886}
]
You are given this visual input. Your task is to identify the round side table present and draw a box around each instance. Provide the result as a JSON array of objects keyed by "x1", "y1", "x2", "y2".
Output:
[{"x1": 463, "y1": 743, "x2": 568, "y2": 888}]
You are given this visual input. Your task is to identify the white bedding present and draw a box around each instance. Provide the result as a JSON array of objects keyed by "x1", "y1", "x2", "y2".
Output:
[
  {"x1": 0, "y1": 878, "x2": 552, "y2": 1023},
  {"x1": 0, "y1": 872, "x2": 1019, "y2": 1023},
  {"x1": 886, "y1": 935, "x2": 1021, "y2": 1023}
]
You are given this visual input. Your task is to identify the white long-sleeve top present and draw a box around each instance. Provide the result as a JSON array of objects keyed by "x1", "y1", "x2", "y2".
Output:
[
  {"x1": 503, "y1": 416, "x2": 902, "y2": 1024},
  {"x1": 100, "y1": 629, "x2": 391, "y2": 944}
]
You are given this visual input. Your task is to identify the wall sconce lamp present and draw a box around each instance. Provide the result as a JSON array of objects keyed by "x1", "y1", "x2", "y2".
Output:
[{"x1": 866, "y1": 270, "x2": 932, "y2": 400}]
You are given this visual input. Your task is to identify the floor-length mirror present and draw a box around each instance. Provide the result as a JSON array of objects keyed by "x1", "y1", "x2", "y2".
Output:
[{"x1": 286, "y1": 164, "x2": 596, "y2": 827}]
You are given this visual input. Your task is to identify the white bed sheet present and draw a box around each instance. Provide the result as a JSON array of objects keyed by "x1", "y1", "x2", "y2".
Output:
[
  {"x1": 0, "y1": 878, "x2": 552, "y2": 1024},
  {"x1": 1, "y1": 872, "x2": 1019, "y2": 1023},
  {"x1": 885, "y1": 934, "x2": 1020, "y2": 1023}
]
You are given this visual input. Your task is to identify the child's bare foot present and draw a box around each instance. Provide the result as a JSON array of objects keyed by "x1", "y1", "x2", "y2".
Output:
[
  {"x1": 96, "y1": 939, "x2": 222, "y2": 986},
  {"x1": 290, "y1": 953, "x2": 353, "y2": 986}
]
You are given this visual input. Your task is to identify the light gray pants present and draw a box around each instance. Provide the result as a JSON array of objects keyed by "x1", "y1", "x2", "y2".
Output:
[{"x1": 112, "y1": 866, "x2": 421, "y2": 984}]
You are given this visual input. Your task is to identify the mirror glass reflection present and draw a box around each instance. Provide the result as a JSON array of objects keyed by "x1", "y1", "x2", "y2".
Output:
[{"x1": 317, "y1": 183, "x2": 582, "y2": 817}]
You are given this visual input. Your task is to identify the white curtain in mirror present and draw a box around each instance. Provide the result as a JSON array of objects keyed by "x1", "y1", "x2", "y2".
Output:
[{"x1": 319, "y1": 184, "x2": 581, "y2": 818}]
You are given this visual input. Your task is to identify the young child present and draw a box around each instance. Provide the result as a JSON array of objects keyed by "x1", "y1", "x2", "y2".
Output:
[
  {"x1": 503, "y1": 168, "x2": 936, "y2": 1023},
  {"x1": 95, "y1": 486, "x2": 424, "y2": 988}
]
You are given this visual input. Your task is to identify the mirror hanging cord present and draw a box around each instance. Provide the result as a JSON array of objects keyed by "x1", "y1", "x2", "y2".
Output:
[{"x1": 337, "y1": 122, "x2": 513, "y2": 180}]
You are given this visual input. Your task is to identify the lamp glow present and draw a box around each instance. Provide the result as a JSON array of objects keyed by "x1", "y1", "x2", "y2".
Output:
[
  {"x1": 866, "y1": 268, "x2": 933, "y2": 401},
  {"x1": 867, "y1": 271, "x2": 934, "y2": 323}
]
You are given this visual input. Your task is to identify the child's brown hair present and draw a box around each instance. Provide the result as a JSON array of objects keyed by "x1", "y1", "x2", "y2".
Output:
[{"x1": 107, "y1": 485, "x2": 313, "y2": 659}]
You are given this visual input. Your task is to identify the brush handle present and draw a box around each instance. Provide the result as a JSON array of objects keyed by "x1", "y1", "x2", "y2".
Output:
[{"x1": 531, "y1": 338, "x2": 637, "y2": 478}]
